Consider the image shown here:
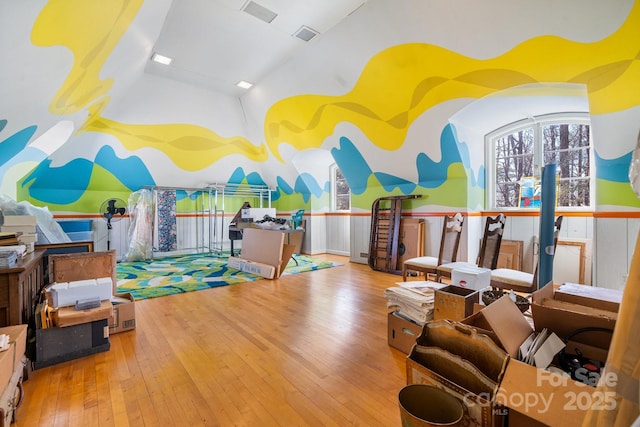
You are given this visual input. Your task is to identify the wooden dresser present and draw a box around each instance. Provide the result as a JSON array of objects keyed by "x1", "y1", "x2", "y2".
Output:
[{"x1": 0, "y1": 250, "x2": 45, "y2": 327}]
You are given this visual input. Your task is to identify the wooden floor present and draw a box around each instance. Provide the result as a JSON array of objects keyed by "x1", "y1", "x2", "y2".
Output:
[{"x1": 16, "y1": 255, "x2": 410, "y2": 427}]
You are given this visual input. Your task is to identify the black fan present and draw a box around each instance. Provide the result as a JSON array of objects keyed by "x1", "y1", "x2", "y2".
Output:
[{"x1": 100, "y1": 198, "x2": 127, "y2": 249}]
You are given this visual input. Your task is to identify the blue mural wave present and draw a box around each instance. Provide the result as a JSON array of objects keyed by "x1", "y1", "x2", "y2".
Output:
[
  {"x1": 95, "y1": 146, "x2": 155, "y2": 190},
  {"x1": 331, "y1": 136, "x2": 372, "y2": 194},
  {"x1": 0, "y1": 125, "x2": 38, "y2": 168},
  {"x1": 596, "y1": 151, "x2": 632, "y2": 183}
]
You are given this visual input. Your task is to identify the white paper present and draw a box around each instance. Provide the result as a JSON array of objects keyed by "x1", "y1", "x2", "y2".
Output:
[{"x1": 533, "y1": 332, "x2": 566, "y2": 369}]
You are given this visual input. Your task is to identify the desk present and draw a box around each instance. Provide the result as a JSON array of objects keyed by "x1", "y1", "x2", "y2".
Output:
[{"x1": 0, "y1": 250, "x2": 45, "y2": 327}]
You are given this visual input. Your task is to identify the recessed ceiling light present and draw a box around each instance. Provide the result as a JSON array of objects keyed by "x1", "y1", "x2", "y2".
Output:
[
  {"x1": 151, "y1": 53, "x2": 172, "y2": 65},
  {"x1": 236, "y1": 80, "x2": 253, "y2": 89}
]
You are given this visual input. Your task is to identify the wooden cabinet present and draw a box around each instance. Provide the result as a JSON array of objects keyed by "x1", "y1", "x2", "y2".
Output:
[{"x1": 0, "y1": 250, "x2": 45, "y2": 327}]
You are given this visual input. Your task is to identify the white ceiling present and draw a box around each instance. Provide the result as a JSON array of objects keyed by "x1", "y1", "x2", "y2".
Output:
[{"x1": 144, "y1": 0, "x2": 367, "y2": 97}]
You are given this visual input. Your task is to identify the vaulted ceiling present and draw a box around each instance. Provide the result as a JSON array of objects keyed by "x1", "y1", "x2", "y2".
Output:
[{"x1": 144, "y1": 0, "x2": 367, "y2": 97}]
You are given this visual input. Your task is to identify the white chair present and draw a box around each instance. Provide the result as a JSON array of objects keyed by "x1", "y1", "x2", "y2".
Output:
[
  {"x1": 402, "y1": 213, "x2": 464, "y2": 282},
  {"x1": 490, "y1": 215, "x2": 563, "y2": 293},
  {"x1": 436, "y1": 213, "x2": 507, "y2": 280}
]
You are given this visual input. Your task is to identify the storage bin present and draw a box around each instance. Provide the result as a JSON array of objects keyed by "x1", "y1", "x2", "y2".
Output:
[
  {"x1": 66, "y1": 231, "x2": 93, "y2": 242},
  {"x1": 57, "y1": 220, "x2": 93, "y2": 233}
]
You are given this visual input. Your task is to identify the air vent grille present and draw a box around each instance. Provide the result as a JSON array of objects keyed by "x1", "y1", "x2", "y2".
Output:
[
  {"x1": 242, "y1": 1, "x2": 278, "y2": 24},
  {"x1": 294, "y1": 26, "x2": 318, "y2": 42}
]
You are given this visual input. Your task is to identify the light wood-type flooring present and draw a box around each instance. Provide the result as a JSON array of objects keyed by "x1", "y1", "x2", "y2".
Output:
[{"x1": 16, "y1": 254, "x2": 410, "y2": 427}]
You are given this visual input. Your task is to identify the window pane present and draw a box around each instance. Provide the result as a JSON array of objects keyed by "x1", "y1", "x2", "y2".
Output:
[
  {"x1": 494, "y1": 128, "x2": 534, "y2": 208},
  {"x1": 543, "y1": 123, "x2": 590, "y2": 208},
  {"x1": 332, "y1": 165, "x2": 350, "y2": 211}
]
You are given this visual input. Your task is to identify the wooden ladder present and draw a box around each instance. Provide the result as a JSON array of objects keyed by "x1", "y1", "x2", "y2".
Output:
[{"x1": 368, "y1": 195, "x2": 421, "y2": 274}]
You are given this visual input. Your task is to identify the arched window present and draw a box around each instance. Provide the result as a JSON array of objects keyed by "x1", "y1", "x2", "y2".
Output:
[{"x1": 486, "y1": 113, "x2": 592, "y2": 210}]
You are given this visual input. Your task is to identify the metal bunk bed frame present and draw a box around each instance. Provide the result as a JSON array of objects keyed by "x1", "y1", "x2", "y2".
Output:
[{"x1": 208, "y1": 183, "x2": 274, "y2": 256}]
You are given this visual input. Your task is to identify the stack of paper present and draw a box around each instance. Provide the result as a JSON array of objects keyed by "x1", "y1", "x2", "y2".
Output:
[
  {"x1": 518, "y1": 328, "x2": 566, "y2": 369},
  {"x1": 0, "y1": 251, "x2": 18, "y2": 267},
  {"x1": 384, "y1": 281, "x2": 448, "y2": 324}
]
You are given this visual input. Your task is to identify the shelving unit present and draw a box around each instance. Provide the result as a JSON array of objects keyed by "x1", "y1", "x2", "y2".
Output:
[
  {"x1": 208, "y1": 183, "x2": 274, "y2": 255},
  {"x1": 139, "y1": 184, "x2": 274, "y2": 257},
  {"x1": 141, "y1": 186, "x2": 213, "y2": 256}
]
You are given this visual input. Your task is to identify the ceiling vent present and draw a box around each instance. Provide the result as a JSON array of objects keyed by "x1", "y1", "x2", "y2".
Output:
[
  {"x1": 242, "y1": 1, "x2": 277, "y2": 24},
  {"x1": 294, "y1": 26, "x2": 318, "y2": 42}
]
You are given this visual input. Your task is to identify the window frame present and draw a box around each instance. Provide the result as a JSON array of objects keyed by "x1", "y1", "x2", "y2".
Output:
[
  {"x1": 330, "y1": 163, "x2": 351, "y2": 212},
  {"x1": 485, "y1": 112, "x2": 593, "y2": 211}
]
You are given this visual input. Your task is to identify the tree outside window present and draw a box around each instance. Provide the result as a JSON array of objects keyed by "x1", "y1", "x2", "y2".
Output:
[
  {"x1": 331, "y1": 164, "x2": 350, "y2": 211},
  {"x1": 490, "y1": 114, "x2": 591, "y2": 209}
]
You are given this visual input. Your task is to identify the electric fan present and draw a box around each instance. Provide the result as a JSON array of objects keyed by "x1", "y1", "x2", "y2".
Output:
[{"x1": 100, "y1": 198, "x2": 127, "y2": 249}]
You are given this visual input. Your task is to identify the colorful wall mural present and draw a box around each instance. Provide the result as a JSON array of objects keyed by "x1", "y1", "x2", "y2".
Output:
[{"x1": 1, "y1": 0, "x2": 639, "y2": 215}]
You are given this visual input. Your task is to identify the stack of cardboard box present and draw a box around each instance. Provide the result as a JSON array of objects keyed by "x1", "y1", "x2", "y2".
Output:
[
  {"x1": 0, "y1": 325, "x2": 27, "y2": 425},
  {"x1": 34, "y1": 250, "x2": 135, "y2": 369},
  {"x1": 406, "y1": 283, "x2": 621, "y2": 427}
]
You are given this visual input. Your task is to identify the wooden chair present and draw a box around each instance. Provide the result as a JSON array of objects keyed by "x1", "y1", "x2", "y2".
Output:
[
  {"x1": 490, "y1": 215, "x2": 563, "y2": 293},
  {"x1": 436, "y1": 213, "x2": 507, "y2": 280},
  {"x1": 402, "y1": 213, "x2": 464, "y2": 281}
]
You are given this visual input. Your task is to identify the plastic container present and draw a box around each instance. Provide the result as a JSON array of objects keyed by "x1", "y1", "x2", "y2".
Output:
[
  {"x1": 66, "y1": 231, "x2": 93, "y2": 242},
  {"x1": 57, "y1": 220, "x2": 93, "y2": 233}
]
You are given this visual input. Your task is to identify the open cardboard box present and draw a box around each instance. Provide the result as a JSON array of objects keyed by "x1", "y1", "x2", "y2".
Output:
[
  {"x1": 48, "y1": 250, "x2": 135, "y2": 334},
  {"x1": 434, "y1": 285, "x2": 479, "y2": 321},
  {"x1": 229, "y1": 228, "x2": 296, "y2": 279},
  {"x1": 0, "y1": 325, "x2": 27, "y2": 392},
  {"x1": 460, "y1": 294, "x2": 534, "y2": 358},
  {"x1": 461, "y1": 288, "x2": 620, "y2": 426},
  {"x1": 497, "y1": 359, "x2": 599, "y2": 427},
  {"x1": 531, "y1": 283, "x2": 617, "y2": 361}
]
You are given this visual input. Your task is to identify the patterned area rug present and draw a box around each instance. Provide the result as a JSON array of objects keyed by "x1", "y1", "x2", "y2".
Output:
[{"x1": 116, "y1": 253, "x2": 341, "y2": 300}]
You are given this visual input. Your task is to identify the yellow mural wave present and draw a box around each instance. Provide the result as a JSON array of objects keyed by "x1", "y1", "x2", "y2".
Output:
[
  {"x1": 265, "y1": 3, "x2": 640, "y2": 161},
  {"x1": 32, "y1": 0, "x2": 266, "y2": 170},
  {"x1": 79, "y1": 101, "x2": 268, "y2": 171},
  {"x1": 31, "y1": 0, "x2": 143, "y2": 115}
]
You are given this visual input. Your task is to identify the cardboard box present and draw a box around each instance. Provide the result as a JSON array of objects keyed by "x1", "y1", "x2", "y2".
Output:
[
  {"x1": 0, "y1": 325, "x2": 27, "y2": 392},
  {"x1": 531, "y1": 284, "x2": 616, "y2": 356},
  {"x1": 461, "y1": 295, "x2": 533, "y2": 358},
  {"x1": 237, "y1": 228, "x2": 296, "y2": 278},
  {"x1": 434, "y1": 285, "x2": 479, "y2": 321},
  {"x1": 397, "y1": 218, "x2": 425, "y2": 266},
  {"x1": 53, "y1": 300, "x2": 113, "y2": 328},
  {"x1": 387, "y1": 311, "x2": 422, "y2": 354},
  {"x1": 496, "y1": 359, "x2": 591, "y2": 427},
  {"x1": 451, "y1": 266, "x2": 491, "y2": 291},
  {"x1": 228, "y1": 256, "x2": 276, "y2": 279},
  {"x1": 110, "y1": 293, "x2": 136, "y2": 334},
  {"x1": 554, "y1": 283, "x2": 622, "y2": 313},
  {"x1": 35, "y1": 318, "x2": 110, "y2": 369}
]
